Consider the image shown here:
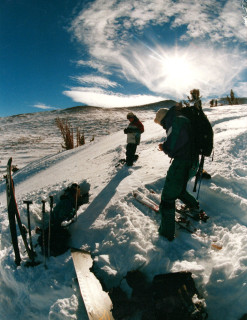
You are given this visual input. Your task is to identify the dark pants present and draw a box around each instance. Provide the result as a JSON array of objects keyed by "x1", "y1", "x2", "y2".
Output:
[
  {"x1": 159, "y1": 158, "x2": 199, "y2": 239},
  {"x1": 126, "y1": 143, "x2": 137, "y2": 165}
]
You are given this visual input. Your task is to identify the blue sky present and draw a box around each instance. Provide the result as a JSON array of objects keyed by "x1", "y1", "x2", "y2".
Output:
[{"x1": 0, "y1": 0, "x2": 247, "y2": 117}]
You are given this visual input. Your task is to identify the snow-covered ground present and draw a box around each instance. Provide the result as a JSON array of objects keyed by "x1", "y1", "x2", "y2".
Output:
[{"x1": 0, "y1": 104, "x2": 247, "y2": 319}]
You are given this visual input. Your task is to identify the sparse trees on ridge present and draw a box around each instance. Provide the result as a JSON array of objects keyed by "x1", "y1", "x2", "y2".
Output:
[
  {"x1": 210, "y1": 89, "x2": 240, "y2": 107},
  {"x1": 210, "y1": 99, "x2": 218, "y2": 107},
  {"x1": 227, "y1": 89, "x2": 239, "y2": 105}
]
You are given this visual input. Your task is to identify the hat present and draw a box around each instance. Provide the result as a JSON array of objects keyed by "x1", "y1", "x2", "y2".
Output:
[
  {"x1": 127, "y1": 112, "x2": 135, "y2": 119},
  {"x1": 190, "y1": 89, "x2": 200, "y2": 99},
  {"x1": 154, "y1": 108, "x2": 169, "y2": 125}
]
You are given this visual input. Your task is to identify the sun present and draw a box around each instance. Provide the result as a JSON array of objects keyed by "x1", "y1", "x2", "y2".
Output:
[
  {"x1": 146, "y1": 45, "x2": 201, "y2": 94},
  {"x1": 164, "y1": 55, "x2": 191, "y2": 76},
  {"x1": 160, "y1": 52, "x2": 198, "y2": 90}
]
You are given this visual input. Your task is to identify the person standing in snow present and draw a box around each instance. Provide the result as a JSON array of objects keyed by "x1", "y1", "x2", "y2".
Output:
[
  {"x1": 124, "y1": 112, "x2": 144, "y2": 166},
  {"x1": 187, "y1": 88, "x2": 202, "y2": 110},
  {"x1": 154, "y1": 104, "x2": 201, "y2": 241},
  {"x1": 188, "y1": 89, "x2": 211, "y2": 180}
]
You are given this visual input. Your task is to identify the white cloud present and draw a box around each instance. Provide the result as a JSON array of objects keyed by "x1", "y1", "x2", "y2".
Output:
[
  {"x1": 233, "y1": 81, "x2": 247, "y2": 97},
  {"x1": 76, "y1": 60, "x2": 111, "y2": 75},
  {"x1": 173, "y1": 0, "x2": 247, "y2": 42},
  {"x1": 70, "y1": 0, "x2": 247, "y2": 51},
  {"x1": 33, "y1": 103, "x2": 55, "y2": 110},
  {"x1": 65, "y1": 43, "x2": 247, "y2": 104},
  {"x1": 118, "y1": 43, "x2": 247, "y2": 98},
  {"x1": 67, "y1": 0, "x2": 247, "y2": 101},
  {"x1": 243, "y1": 0, "x2": 247, "y2": 26},
  {"x1": 63, "y1": 87, "x2": 165, "y2": 108},
  {"x1": 72, "y1": 75, "x2": 119, "y2": 88}
]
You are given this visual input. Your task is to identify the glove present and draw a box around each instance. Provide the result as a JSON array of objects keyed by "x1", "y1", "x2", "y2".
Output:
[{"x1": 124, "y1": 128, "x2": 129, "y2": 134}]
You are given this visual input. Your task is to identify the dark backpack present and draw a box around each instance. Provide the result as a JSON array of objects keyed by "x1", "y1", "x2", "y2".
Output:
[
  {"x1": 152, "y1": 272, "x2": 208, "y2": 320},
  {"x1": 109, "y1": 270, "x2": 208, "y2": 320},
  {"x1": 180, "y1": 105, "x2": 213, "y2": 157}
]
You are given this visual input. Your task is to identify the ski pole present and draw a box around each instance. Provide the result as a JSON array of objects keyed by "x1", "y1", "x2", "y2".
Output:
[
  {"x1": 41, "y1": 200, "x2": 47, "y2": 268},
  {"x1": 48, "y1": 196, "x2": 54, "y2": 259},
  {"x1": 23, "y1": 200, "x2": 33, "y2": 253},
  {"x1": 75, "y1": 186, "x2": 78, "y2": 221},
  {"x1": 193, "y1": 155, "x2": 204, "y2": 193},
  {"x1": 196, "y1": 175, "x2": 203, "y2": 200},
  {"x1": 195, "y1": 155, "x2": 205, "y2": 200}
]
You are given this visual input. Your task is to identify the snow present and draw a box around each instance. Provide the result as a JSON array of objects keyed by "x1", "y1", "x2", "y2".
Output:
[{"x1": 0, "y1": 104, "x2": 247, "y2": 319}]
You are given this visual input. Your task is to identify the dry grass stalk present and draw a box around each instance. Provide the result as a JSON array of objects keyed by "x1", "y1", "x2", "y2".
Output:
[
  {"x1": 76, "y1": 128, "x2": 85, "y2": 147},
  {"x1": 55, "y1": 117, "x2": 74, "y2": 150}
]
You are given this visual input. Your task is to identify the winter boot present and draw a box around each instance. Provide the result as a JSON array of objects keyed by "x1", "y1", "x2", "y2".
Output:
[{"x1": 159, "y1": 200, "x2": 175, "y2": 241}]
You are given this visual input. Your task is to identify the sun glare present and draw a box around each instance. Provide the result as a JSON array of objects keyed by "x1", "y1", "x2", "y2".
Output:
[
  {"x1": 161, "y1": 53, "x2": 198, "y2": 90},
  {"x1": 165, "y1": 55, "x2": 190, "y2": 76},
  {"x1": 145, "y1": 44, "x2": 201, "y2": 94}
]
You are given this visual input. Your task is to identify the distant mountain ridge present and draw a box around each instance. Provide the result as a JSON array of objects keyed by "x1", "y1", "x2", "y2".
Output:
[
  {"x1": 63, "y1": 99, "x2": 177, "y2": 113},
  {"x1": 65, "y1": 96, "x2": 247, "y2": 114}
]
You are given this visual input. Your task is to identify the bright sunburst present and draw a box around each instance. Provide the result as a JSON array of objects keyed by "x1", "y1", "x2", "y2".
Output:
[
  {"x1": 164, "y1": 55, "x2": 191, "y2": 77},
  {"x1": 148, "y1": 45, "x2": 200, "y2": 95},
  {"x1": 160, "y1": 52, "x2": 198, "y2": 91}
]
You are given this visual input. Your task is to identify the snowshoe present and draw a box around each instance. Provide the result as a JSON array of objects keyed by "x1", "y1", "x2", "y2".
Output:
[
  {"x1": 115, "y1": 159, "x2": 126, "y2": 167},
  {"x1": 177, "y1": 205, "x2": 209, "y2": 222}
]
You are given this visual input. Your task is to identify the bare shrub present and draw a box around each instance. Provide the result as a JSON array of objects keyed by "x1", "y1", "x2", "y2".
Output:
[
  {"x1": 76, "y1": 128, "x2": 85, "y2": 147},
  {"x1": 55, "y1": 117, "x2": 74, "y2": 150}
]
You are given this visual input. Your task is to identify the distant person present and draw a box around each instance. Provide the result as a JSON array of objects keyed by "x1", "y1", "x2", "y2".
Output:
[
  {"x1": 154, "y1": 105, "x2": 202, "y2": 241},
  {"x1": 124, "y1": 112, "x2": 144, "y2": 166}
]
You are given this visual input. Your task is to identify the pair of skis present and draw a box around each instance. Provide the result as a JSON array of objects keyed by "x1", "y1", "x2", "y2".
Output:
[
  {"x1": 6, "y1": 158, "x2": 37, "y2": 266},
  {"x1": 133, "y1": 190, "x2": 209, "y2": 234}
]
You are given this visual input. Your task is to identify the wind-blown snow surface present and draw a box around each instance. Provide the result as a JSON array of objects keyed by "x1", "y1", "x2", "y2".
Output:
[{"x1": 0, "y1": 104, "x2": 247, "y2": 320}]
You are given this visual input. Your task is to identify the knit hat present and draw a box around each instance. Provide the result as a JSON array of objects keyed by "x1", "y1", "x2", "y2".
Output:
[
  {"x1": 154, "y1": 108, "x2": 169, "y2": 125},
  {"x1": 127, "y1": 112, "x2": 136, "y2": 119}
]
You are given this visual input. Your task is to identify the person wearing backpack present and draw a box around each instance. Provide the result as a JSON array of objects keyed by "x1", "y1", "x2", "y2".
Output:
[
  {"x1": 187, "y1": 89, "x2": 212, "y2": 180},
  {"x1": 187, "y1": 88, "x2": 202, "y2": 110},
  {"x1": 154, "y1": 104, "x2": 201, "y2": 241},
  {"x1": 124, "y1": 112, "x2": 144, "y2": 166}
]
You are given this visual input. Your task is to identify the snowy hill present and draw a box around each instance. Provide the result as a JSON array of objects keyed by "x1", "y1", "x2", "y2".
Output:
[
  {"x1": 0, "y1": 102, "x2": 175, "y2": 176},
  {"x1": 0, "y1": 104, "x2": 247, "y2": 319}
]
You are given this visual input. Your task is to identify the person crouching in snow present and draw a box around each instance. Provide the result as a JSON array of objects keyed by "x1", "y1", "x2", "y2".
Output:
[
  {"x1": 154, "y1": 105, "x2": 200, "y2": 241},
  {"x1": 124, "y1": 112, "x2": 144, "y2": 166}
]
